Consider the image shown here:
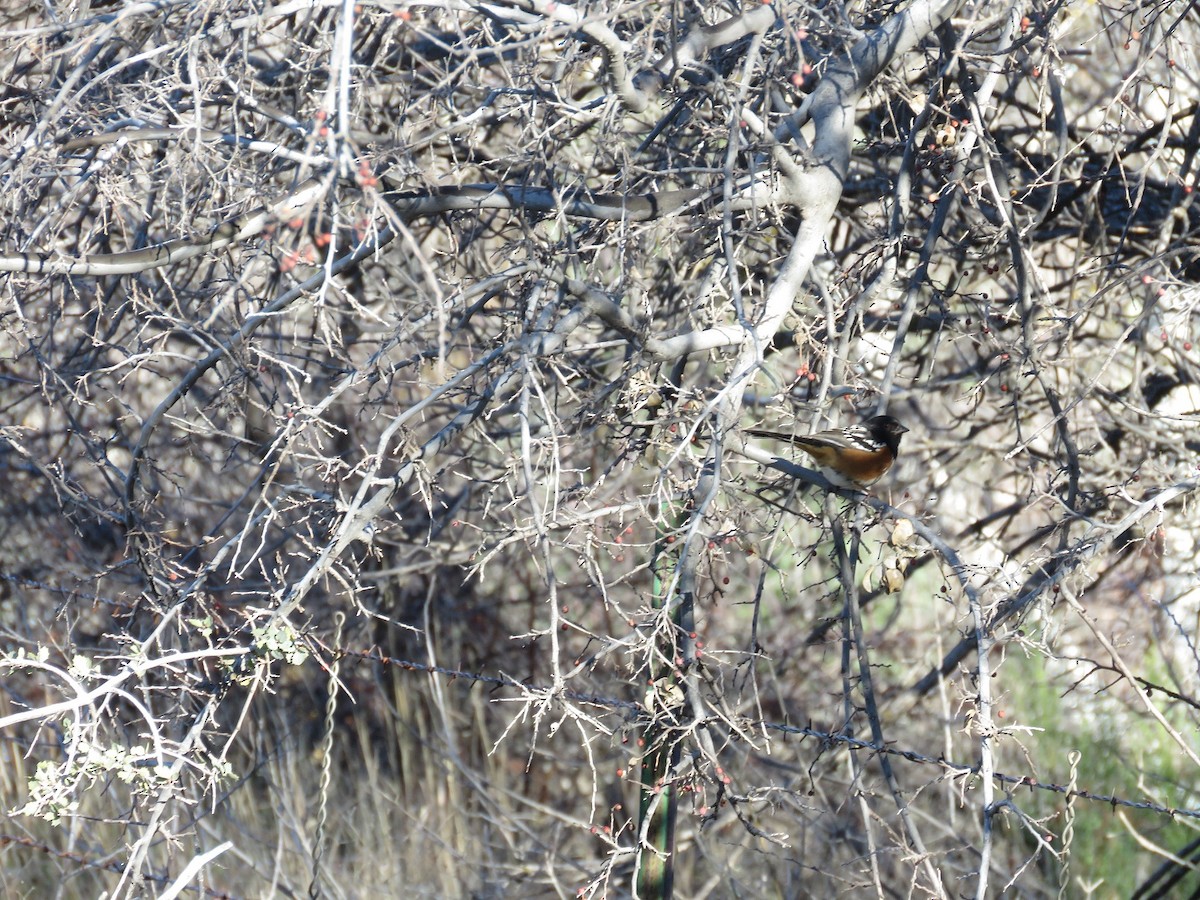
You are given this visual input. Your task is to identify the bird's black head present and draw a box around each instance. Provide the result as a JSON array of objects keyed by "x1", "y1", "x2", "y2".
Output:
[{"x1": 866, "y1": 415, "x2": 908, "y2": 455}]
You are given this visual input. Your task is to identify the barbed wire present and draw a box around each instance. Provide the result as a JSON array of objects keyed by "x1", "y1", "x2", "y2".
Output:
[
  {"x1": 4, "y1": 606, "x2": 1197, "y2": 895},
  {"x1": 336, "y1": 646, "x2": 1200, "y2": 823}
]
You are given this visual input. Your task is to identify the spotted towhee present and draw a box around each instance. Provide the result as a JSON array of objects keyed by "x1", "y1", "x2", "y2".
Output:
[{"x1": 746, "y1": 414, "x2": 908, "y2": 490}]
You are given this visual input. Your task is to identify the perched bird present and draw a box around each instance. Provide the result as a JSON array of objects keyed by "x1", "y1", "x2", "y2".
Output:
[{"x1": 746, "y1": 415, "x2": 908, "y2": 490}]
